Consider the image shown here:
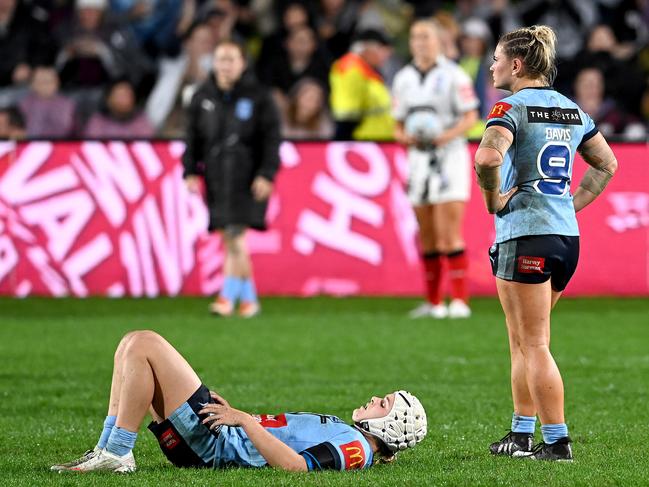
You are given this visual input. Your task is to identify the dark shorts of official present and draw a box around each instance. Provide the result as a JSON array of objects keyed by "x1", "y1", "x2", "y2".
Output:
[
  {"x1": 489, "y1": 235, "x2": 580, "y2": 292},
  {"x1": 148, "y1": 384, "x2": 219, "y2": 468}
]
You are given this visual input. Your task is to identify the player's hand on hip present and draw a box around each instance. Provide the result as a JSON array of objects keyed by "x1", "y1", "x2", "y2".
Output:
[
  {"x1": 492, "y1": 186, "x2": 518, "y2": 213},
  {"x1": 209, "y1": 390, "x2": 230, "y2": 407},
  {"x1": 185, "y1": 175, "x2": 201, "y2": 193},
  {"x1": 252, "y1": 176, "x2": 273, "y2": 201}
]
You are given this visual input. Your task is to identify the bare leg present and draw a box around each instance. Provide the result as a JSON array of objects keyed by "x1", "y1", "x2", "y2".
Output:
[
  {"x1": 107, "y1": 332, "x2": 140, "y2": 416},
  {"x1": 496, "y1": 279, "x2": 565, "y2": 425},
  {"x1": 434, "y1": 201, "x2": 465, "y2": 253},
  {"x1": 222, "y1": 230, "x2": 252, "y2": 279},
  {"x1": 506, "y1": 319, "x2": 536, "y2": 416},
  {"x1": 413, "y1": 205, "x2": 438, "y2": 253},
  {"x1": 113, "y1": 331, "x2": 202, "y2": 431}
]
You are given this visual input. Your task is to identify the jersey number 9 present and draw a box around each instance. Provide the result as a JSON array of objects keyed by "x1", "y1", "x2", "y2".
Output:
[{"x1": 534, "y1": 142, "x2": 572, "y2": 196}]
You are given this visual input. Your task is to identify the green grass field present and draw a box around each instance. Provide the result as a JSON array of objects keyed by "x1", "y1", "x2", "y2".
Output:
[{"x1": 1, "y1": 296, "x2": 648, "y2": 486}]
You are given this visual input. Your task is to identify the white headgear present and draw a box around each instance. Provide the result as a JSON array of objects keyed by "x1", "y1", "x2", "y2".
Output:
[{"x1": 355, "y1": 390, "x2": 427, "y2": 453}]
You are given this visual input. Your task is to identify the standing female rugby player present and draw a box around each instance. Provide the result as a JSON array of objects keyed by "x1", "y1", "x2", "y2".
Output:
[
  {"x1": 393, "y1": 20, "x2": 479, "y2": 319},
  {"x1": 475, "y1": 25, "x2": 617, "y2": 460}
]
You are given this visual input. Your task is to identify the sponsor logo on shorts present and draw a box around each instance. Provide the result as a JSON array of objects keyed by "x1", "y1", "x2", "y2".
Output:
[
  {"x1": 340, "y1": 440, "x2": 366, "y2": 469},
  {"x1": 517, "y1": 256, "x2": 545, "y2": 274},
  {"x1": 160, "y1": 428, "x2": 180, "y2": 450}
]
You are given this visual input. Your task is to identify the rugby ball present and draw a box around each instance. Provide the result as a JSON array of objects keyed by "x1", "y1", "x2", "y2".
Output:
[{"x1": 405, "y1": 111, "x2": 443, "y2": 141}]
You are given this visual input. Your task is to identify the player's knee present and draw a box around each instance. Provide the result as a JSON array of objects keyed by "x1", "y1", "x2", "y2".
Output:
[
  {"x1": 227, "y1": 237, "x2": 246, "y2": 256},
  {"x1": 116, "y1": 331, "x2": 140, "y2": 359},
  {"x1": 123, "y1": 330, "x2": 162, "y2": 354}
]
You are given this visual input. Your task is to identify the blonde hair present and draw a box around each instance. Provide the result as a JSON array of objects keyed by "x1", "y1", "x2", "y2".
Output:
[
  {"x1": 499, "y1": 25, "x2": 557, "y2": 84},
  {"x1": 411, "y1": 18, "x2": 439, "y2": 34}
]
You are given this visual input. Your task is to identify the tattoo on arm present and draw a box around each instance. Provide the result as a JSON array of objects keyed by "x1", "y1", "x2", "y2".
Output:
[
  {"x1": 577, "y1": 134, "x2": 617, "y2": 195},
  {"x1": 475, "y1": 165, "x2": 501, "y2": 191},
  {"x1": 475, "y1": 128, "x2": 511, "y2": 191},
  {"x1": 478, "y1": 128, "x2": 511, "y2": 159}
]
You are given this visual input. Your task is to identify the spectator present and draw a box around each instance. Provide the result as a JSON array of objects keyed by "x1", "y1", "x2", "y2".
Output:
[
  {"x1": 256, "y1": 1, "x2": 317, "y2": 75},
  {"x1": 109, "y1": 0, "x2": 186, "y2": 57},
  {"x1": 55, "y1": 0, "x2": 154, "y2": 91},
  {"x1": 84, "y1": 79, "x2": 154, "y2": 138},
  {"x1": 596, "y1": 0, "x2": 648, "y2": 49},
  {"x1": 281, "y1": 78, "x2": 334, "y2": 139},
  {"x1": 56, "y1": 0, "x2": 120, "y2": 89},
  {"x1": 330, "y1": 28, "x2": 395, "y2": 140},
  {"x1": 0, "y1": 105, "x2": 26, "y2": 139},
  {"x1": 146, "y1": 21, "x2": 216, "y2": 136},
  {"x1": 197, "y1": 1, "x2": 241, "y2": 46},
  {"x1": 316, "y1": 0, "x2": 359, "y2": 59},
  {"x1": 516, "y1": 0, "x2": 598, "y2": 62},
  {"x1": 474, "y1": 0, "x2": 525, "y2": 53},
  {"x1": 458, "y1": 17, "x2": 492, "y2": 138},
  {"x1": 571, "y1": 24, "x2": 646, "y2": 118},
  {"x1": 0, "y1": 0, "x2": 56, "y2": 88},
  {"x1": 433, "y1": 11, "x2": 461, "y2": 61},
  {"x1": 259, "y1": 25, "x2": 331, "y2": 98},
  {"x1": 18, "y1": 66, "x2": 76, "y2": 138},
  {"x1": 573, "y1": 67, "x2": 645, "y2": 139}
]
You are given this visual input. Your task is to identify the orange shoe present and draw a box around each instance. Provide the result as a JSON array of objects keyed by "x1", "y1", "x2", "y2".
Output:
[
  {"x1": 238, "y1": 301, "x2": 260, "y2": 318},
  {"x1": 209, "y1": 297, "x2": 234, "y2": 316}
]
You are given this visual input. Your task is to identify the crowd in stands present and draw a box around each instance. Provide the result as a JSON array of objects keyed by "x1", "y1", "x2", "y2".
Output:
[{"x1": 0, "y1": 0, "x2": 648, "y2": 140}]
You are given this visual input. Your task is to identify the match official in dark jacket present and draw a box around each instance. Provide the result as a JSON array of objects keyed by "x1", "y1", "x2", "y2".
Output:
[{"x1": 183, "y1": 40, "x2": 281, "y2": 318}]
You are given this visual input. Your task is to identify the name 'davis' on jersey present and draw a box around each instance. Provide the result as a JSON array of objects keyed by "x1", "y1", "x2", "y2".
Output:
[{"x1": 526, "y1": 106, "x2": 582, "y2": 125}]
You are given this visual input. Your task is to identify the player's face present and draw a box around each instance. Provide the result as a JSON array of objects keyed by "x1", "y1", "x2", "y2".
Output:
[
  {"x1": 409, "y1": 23, "x2": 439, "y2": 63},
  {"x1": 352, "y1": 393, "x2": 396, "y2": 422},
  {"x1": 490, "y1": 44, "x2": 513, "y2": 90}
]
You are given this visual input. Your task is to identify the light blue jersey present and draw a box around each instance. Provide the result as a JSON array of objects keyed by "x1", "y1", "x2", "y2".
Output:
[
  {"x1": 485, "y1": 87, "x2": 598, "y2": 243},
  {"x1": 213, "y1": 413, "x2": 374, "y2": 470}
]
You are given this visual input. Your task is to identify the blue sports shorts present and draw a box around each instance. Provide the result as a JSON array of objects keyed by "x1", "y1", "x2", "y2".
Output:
[
  {"x1": 489, "y1": 235, "x2": 579, "y2": 291},
  {"x1": 148, "y1": 384, "x2": 219, "y2": 468}
]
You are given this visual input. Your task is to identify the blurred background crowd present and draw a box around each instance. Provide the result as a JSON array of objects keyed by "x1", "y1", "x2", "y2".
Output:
[{"x1": 0, "y1": 0, "x2": 648, "y2": 141}]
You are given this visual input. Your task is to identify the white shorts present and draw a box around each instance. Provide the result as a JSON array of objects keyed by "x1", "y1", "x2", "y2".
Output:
[{"x1": 406, "y1": 143, "x2": 471, "y2": 206}]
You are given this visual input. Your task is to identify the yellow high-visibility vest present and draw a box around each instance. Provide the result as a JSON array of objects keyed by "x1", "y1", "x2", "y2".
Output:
[{"x1": 330, "y1": 53, "x2": 395, "y2": 140}]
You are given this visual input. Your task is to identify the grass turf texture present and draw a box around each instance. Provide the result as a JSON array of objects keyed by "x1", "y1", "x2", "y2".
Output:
[{"x1": 1, "y1": 297, "x2": 648, "y2": 486}]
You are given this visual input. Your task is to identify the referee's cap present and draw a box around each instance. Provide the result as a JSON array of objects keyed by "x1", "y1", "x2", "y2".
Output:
[{"x1": 354, "y1": 28, "x2": 393, "y2": 46}]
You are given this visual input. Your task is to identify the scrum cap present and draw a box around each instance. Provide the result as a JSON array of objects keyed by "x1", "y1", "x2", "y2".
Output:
[{"x1": 355, "y1": 390, "x2": 427, "y2": 452}]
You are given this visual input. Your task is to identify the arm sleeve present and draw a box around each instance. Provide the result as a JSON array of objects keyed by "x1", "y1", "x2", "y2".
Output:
[
  {"x1": 255, "y1": 90, "x2": 282, "y2": 182},
  {"x1": 181, "y1": 93, "x2": 204, "y2": 178},
  {"x1": 451, "y1": 68, "x2": 480, "y2": 115},
  {"x1": 299, "y1": 442, "x2": 342, "y2": 471},
  {"x1": 485, "y1": 99, "x2": 517, "y2": 136},
  {"x1": 301, "y1": 437, "x2": 371, "y2": 470}
]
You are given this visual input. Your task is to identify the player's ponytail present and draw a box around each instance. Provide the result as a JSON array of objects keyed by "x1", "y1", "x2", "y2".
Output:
[{"x1": 499, "y1": 25, "x2": 557, "y2": 85}]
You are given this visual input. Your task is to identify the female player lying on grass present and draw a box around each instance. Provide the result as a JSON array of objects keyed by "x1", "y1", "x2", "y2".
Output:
[{"x1": 51, "y1": 330, "x2": 427, "y2": 473}]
